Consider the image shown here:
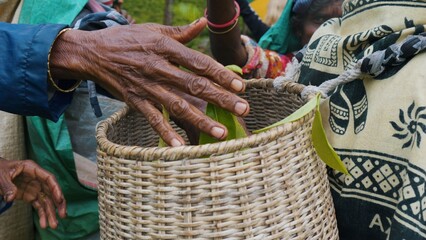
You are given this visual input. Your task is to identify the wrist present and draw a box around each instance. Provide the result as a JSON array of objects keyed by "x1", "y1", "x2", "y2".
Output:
[
  {"x1": 49, "y1": 29, "x2": 94, "y2": 81},
  {"x1": 207, "y1": 0, "x2": 238, "y2": 28}
]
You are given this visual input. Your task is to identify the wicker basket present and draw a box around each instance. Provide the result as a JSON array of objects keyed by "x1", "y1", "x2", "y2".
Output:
[{"x1": 96, "y1": 79, "x2": 339, "y2": 239}]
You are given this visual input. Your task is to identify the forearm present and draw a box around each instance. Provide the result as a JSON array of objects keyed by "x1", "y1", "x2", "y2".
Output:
[{"x1": 207, "y1": 0, "x2": 247, "y2": 66}]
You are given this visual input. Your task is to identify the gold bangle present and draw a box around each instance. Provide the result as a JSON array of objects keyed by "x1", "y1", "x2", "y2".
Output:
[
  {"x1": 47, "y1": 28, "x2": 82, "y2": 93},
  {"x1": 206, "y1": 18, "x2": 239, "y2": 35}
]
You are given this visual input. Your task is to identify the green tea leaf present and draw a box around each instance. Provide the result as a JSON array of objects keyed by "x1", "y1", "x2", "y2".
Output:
[
  {"x1": 199, "y1": 104, "x2": 247, "y2": 144},
  {"x1": 254, "y1": 93, "x2": 348, "y2": 174},
  {"x1": 199, "y1": 64, "x2": 247, "y2": 144},
  {"x1": 225, "y1": 64, "x2": 243, "y2": 75},
  {"x1": 253, "y1": 94, "x2": 318, "y2": 133},
  {"x1": 311, "y1": 94, "x2": 348, "y2": 174}
]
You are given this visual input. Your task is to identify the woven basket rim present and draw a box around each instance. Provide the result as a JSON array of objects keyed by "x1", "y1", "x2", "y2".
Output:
[{"x1": 96, "y1": 80, "x2": 313, "y2": 161}]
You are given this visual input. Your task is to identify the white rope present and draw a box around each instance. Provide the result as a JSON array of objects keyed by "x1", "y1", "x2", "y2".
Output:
[
  {"x1": 301, "y1": 60, "x2": 364, "y2": 100},
  {"x1": 273, "y1": 57, "x2": 302, "y2": 90}
]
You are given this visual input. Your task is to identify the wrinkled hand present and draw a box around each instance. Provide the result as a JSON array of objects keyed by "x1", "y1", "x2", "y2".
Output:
[
  {"x1": 0, "y1": 157, "x2": 66, "y2": 229},
  {"x1": 50, "y1": 17, "x2": 250, "y2": 146}
]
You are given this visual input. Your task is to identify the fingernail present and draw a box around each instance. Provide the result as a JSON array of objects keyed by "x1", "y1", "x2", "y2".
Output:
[
  {"x1": 234, "y1": 102, "x2": 249, "y2": 116},
  {"x1": 231, "y1": 79, "x2": 244, "y2": 92},
  {"x1": 170, "y1": 138, "x2": 183, "y2": 147},
  {"x1": 211, "y1": 127, "x2": 225, "y2": 139},
  {"x1": 190, "y1": 18, "x2": 201, "y2": 25}
]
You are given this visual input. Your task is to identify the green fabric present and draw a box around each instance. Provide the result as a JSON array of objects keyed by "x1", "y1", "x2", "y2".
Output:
[
  {"x1": 19, "y1": 1, "x2": 100, "y2": 240},
  {"x1": 258, "y1": 0, "x2": 302, "y2": 54},
  {"x1": 26, "y1": 116, "x2": 98, "y2": 240},
  {"x1": 19, "y1": 0, "x2": 87, "y2": 24}
]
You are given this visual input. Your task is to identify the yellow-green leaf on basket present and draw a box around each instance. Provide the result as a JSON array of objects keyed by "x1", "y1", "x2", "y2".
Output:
[
  {"x1": 253, "y1": 93, "x2": 318, "y2": 133},
  {"x1": 254, "y1": 93, "x2": 348, "y2": 174},
  {"x1": 312, "y1": 94, "x2": 348, "y2": 174},
  {"x1": 158, "y1": 105, "x2": 169, "y2": 147}
]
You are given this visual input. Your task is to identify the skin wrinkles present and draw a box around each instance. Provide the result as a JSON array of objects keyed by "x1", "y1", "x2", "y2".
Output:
[
  {"x1": 159, "y1": 40, "x2": 245, "y2": 93},
  {"x1": 0, "y1": 158, "x2": 66, "y2": 229},
  {"x1": 169, "y1": 98, "x2": 190, "y2": 117},
  {"x1": 50, "y1": 18, "x2": 248, "y2": 146},
  {"x1": 188, "y1": 77, "x2": 208, "y2": 96},
  {"x1": 145, "y1": 107, "x2": 164, "y2": 128},
  {"x1": 152, "y1": 67, "x2": 213, "y2": 98},
  {"x1": 214, "y1": 92, "x2": 232, "y2": 107},
  {"x1": 137, "y1": 98, "x2": 187, "y2": 145},
  {"x1": 195, "y1": 117, "x2": 212, "y2": 132}
]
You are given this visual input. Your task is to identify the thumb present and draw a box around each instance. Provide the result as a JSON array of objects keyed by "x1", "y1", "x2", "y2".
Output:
[
  {"x1": 0, "y1": 170, "x2": 17, "y2": 202},
  {"x1": 146, "y1": 17, "x2": 207, "y2": 44}
]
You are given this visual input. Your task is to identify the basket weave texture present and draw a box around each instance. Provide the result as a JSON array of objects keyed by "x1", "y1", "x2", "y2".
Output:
[{"x1": 96, "y1": 79, "x2": 339, "y2": 239}]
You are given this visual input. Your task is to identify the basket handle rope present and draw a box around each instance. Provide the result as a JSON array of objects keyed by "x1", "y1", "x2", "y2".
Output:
[
  {"x1": 252, "y1": 34, "x2": 426, "y2": 174},
  {"x1": 300, "y1": 60, "x2": 363, "y2": 100},
  {"x1": 273, "y1": 33, "x2": 426, "y2": 100}
]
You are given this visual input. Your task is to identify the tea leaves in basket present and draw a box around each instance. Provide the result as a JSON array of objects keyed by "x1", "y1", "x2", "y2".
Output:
[
  {"x1": 199, "y1": 65, "x2": 247, "y2": 144},
  {"x1": 198, "y1": 103, "x2": 247, "y2": 144}
]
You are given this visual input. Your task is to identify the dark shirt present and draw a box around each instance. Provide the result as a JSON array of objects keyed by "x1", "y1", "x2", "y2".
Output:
[{"x1": 236, "y1": 0, "x2": 270, "y2": 41}]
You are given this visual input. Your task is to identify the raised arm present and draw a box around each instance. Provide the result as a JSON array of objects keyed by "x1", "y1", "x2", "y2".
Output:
[{"x1": 207, "y1": 0, "x2": 248, "y2": 66}]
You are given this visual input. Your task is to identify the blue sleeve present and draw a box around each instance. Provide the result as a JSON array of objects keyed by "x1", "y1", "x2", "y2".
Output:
[
  {"x1": 0, "y1": 22, "x2": 74, "y2": 122},
  {"x1": 0, "y1": 196, "x2": 13, "y2": 215}
]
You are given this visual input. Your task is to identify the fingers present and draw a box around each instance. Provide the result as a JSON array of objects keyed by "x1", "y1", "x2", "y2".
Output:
[
  {"x1": 0, "y1": 165, "x2": 18, "y2": 202},
  {"x1": 41, "y1": 192, "x2": 59, "y2": 229},
  {"x1": 127, "y1": 97, "x2": 186, "y2": 147},
  {"x1": 21, "y1": 160, "x2": 67, "y2": 219},
  {"x1": 0, "y1": 159, "x2": 65, "y2": 228},
  {"x1": 22, "y1": 160, "x2": 66, "y2": 210},
  {"x1": 149, "y1": 64, "x2": 249, "y2": 117},
  {"x1": 56, "y1": 195, "x2": 67, "y2": 219},
  {"x1": 33, "y1": 200, "x2": 48, "y2": 229},
  {"x1": 33, "y1": 192, "x2": 59, "y2": 229},
  {"x1": 39, "y1": 177, "x2": 66, "y2": 219},
  {"x1": 152, "y1": 38, "x2": 247, "y2": 94},
  {"x1": 143, "y1": 85, "x2": 230, "y2": 141},
  {"x1": 143, "y1": 17, "x2": 207, "y2": 44}
]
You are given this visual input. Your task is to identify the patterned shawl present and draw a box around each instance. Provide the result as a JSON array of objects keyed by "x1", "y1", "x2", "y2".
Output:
[{"x1": 298, "y1": 0, "x2": 426, "y2": 239}]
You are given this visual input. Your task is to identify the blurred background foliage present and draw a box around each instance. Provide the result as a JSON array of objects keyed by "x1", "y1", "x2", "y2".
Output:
[
  {"x1": 122, "y1": 0, "x2": 211, "y2": 54},
  {"x1": 123, "y1": 0, "x2": 204, "y2": 25},
  {"x1": 122, "y1": 0, "x2": 251, "y2": 55}
]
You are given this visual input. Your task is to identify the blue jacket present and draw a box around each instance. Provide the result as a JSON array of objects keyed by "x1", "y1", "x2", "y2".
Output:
[
  {"x1": 0, "y1": 196, "x2": 12, "y2": 214},
  {"x1": 0, "y1": 22, "x2": 73, "y2": 122}
]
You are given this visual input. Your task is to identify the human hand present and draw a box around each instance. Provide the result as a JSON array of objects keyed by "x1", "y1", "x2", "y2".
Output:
[
  {"x1": 0, "y1": 157, "x2": 66, "y2": 229},
  {"x1": 49, "y1": 17, "x2": 250, "y2": 147},
  {"x1": 171, "y1": 90, "x2": 250, "y2": 145}
]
